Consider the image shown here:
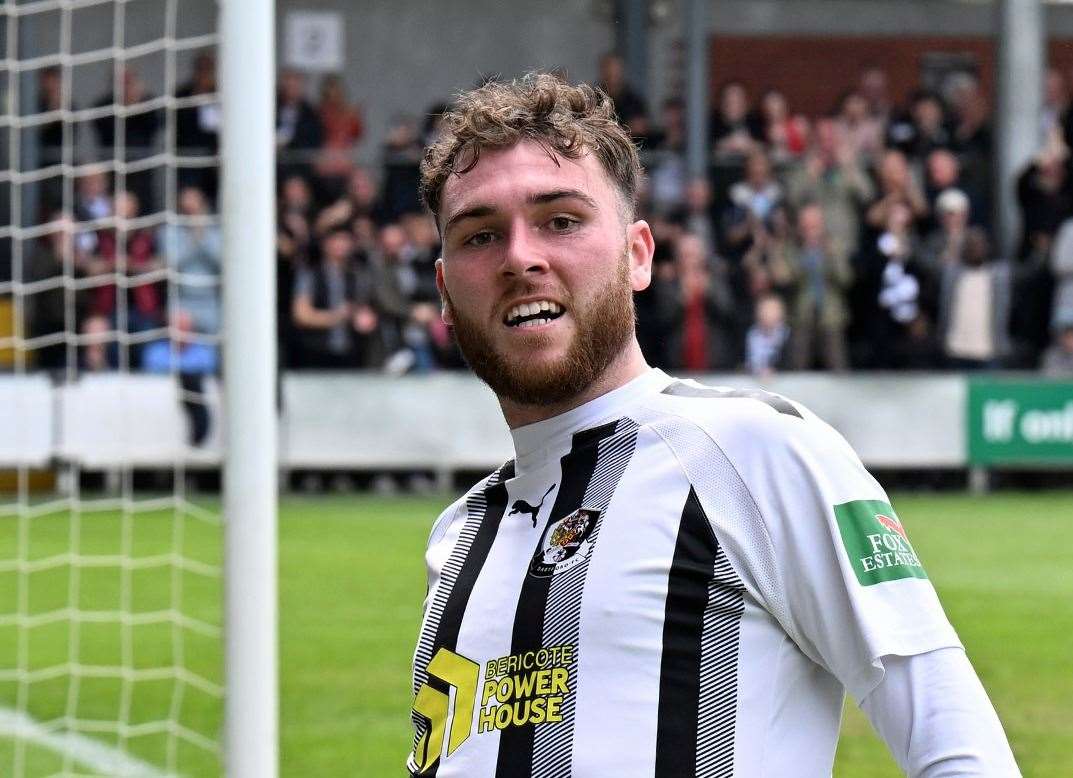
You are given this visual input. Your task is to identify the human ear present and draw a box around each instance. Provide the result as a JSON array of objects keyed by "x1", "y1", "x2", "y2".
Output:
[
  {"x1": 626, "y1": 220, "x2": 655, "y2": 292},
  {"x1": 435, "y1": 257, "x2": 454, "y2": 325}
]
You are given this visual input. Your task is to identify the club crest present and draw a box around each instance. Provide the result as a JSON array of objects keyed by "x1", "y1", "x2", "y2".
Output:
[{"x1": 529, "y1": 507, "x2": 600, "y2": 577}]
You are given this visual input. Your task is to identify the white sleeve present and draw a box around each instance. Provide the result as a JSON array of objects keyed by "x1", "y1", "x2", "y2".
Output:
[
  {"x1": 861, "y1": 648, "x2": 1021, "y2": 777},
  {"x1": 696, "y1": 401, "x2": 962, "y2": 702}
]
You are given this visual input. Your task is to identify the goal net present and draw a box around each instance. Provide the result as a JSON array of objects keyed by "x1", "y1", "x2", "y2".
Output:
[{"x1": 0, "y1": 1, "x2": 224, "y2": 775}]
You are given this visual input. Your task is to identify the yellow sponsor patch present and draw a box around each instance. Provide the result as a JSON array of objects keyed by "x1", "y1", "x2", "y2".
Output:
[{"x1": 477, "y1": 645, "x2": 574, "y2": 733}]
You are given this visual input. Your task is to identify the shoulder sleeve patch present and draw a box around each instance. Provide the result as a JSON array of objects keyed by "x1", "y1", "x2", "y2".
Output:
[
  {"x1": 833, "y1": 500, "x2": 929, "y2": 586},
  {"x1": 660, "y1": 381, "x2": 803, "y2": 419}
]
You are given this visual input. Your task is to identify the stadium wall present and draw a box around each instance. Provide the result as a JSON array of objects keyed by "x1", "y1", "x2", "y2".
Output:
[
  {"x1": 267, "y1": 0, "x2": 1073, "y2": 156},
  {"x1": 0, "y1": 371, "x2": 1013, "y2": 472},
  {"x1": 274, "y1": 0, "x2": 613, "y2": 167}
]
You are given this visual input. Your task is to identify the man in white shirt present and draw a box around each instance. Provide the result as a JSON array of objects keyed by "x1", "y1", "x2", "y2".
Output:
[{"x1": 407, "y1": 72, "x2": 1020, "y2": 777}]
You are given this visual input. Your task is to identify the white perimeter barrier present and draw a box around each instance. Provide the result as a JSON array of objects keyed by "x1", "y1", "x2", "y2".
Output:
[{"x1": 1, "y1": 372, "x2": 967, "y2": 472}]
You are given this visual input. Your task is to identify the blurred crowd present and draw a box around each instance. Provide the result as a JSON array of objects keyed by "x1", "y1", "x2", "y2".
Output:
[{"x1": 20, "y1": 53, "x2": 1073, "y2": 380}]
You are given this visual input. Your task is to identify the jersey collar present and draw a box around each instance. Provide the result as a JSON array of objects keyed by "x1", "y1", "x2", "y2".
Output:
[{"x1": 509, "y1": 368, "x2": 672, "y2": 476}]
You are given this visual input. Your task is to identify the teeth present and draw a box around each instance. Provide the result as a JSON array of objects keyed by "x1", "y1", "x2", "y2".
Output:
[{"x1": 505, "y1": 300, "x2": 562, "y2": 325}]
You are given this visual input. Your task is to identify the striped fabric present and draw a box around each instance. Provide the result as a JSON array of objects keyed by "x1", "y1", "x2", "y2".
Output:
[{"x1": 408, "y1": 369, "x2": 961, "y2": 776}]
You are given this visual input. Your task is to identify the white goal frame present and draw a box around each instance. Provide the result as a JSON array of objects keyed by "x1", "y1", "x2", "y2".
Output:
[{"x1": 220, "y1": 1, "x2": 277, "y2": 777}]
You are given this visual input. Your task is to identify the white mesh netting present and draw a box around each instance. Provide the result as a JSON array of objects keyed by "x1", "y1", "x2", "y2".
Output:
[{"x1": 0, "y1": 1, "x2": 223, "y2": 775}]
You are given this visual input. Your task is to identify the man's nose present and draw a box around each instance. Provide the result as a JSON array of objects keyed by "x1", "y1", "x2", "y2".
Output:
[{"x1": 499, "y1": 224, "x2": 549, "y2": 278}]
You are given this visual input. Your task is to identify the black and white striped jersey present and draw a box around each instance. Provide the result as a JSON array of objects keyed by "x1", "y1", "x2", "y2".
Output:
[{"x1": 408, "y1": 369, "x2": 960, "y2": 777}]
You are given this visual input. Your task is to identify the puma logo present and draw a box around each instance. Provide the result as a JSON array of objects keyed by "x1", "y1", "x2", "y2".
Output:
[{"x1": 508, "y1": 484, "x2": 555, "y2": 528}]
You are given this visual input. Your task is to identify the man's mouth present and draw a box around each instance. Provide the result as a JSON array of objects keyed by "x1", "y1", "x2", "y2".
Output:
[{"x1": 503, "y1": 300, "x2": 566, "y2": 329}]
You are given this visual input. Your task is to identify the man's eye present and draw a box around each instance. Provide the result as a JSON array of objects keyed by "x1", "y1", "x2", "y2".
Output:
[
  {"x1": 464, "y1": 230, "x2": 496, "y2": 247},
  {"x1": 548, "y1": 216, "x2": 579, "y2": 232}
]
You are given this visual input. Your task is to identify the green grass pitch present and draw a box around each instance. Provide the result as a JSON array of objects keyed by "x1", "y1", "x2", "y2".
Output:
[{"x1": 1, "y1": 491, "x2": 1071, "y2": 776}]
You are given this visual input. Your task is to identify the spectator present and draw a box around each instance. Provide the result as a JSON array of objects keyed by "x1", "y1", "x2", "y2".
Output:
[
  {"x1": 858, "y1": 64, "x2": 894, "y2": 128},
  {"x1": 397, "y1": 211, "x2": 449, "y2": 362},
  {"x1": 920, "y1": 141, "x2": 956, "y2": 192},
  {"x1": 723, "y1": 149, "x2": 783, "y2": 262},
  {"x1": 1041, "y1": 319, "x2": 1073, "y2": 376},
  {"x1": 37, "y1": 66, "x2": 70, "y2": 213},
  {"x1": 920, "y1": 188, "x2": 971, "y2": 273},
  {"x1": 399, "y1": 211, "x2": 441, "y2": 280},
  {"x1": 834, "y1": 90, "x2": 884, "y2": 165},
  {"x1": 946, "y1": 73, "x2": 992, "y2": 161},
  {"x1": 291, "y1": 228, "x2": 371, "y2": 368},
  {"x1": 75, "y1": 170, "x2": 112, "y2": 223},
  {"x1": 741, "y1": 204, "x2": 794, "y2": 301},
  {"x1": 161, "y1": 186, "x2": 222, "y2": 335},
  {"x1": 90, "y1": 191, "x2": 164, "y2": 346},
  {"x1": 1016, "y1": 129, "x2": 1073, "y2": 260},
  {"x1": 279, "y1": 174, "x2": 315, "y2": 261},
  {"x1": 865, "y1": 148, "x2": 929, "y2": 233},
  {"x1": 1051, "y1": 216, "x2": 1073, "y2": 332},
  {"x1": 314, "y1": 166, "x2": 382, "y2": 239},
  {"x1": 745, "y1": 293, "x2": 790, "y2": 377},
  {"x1": 276, "y1": 69, "x2": 323, "y2": 179},
  {"x1": 34, "y1": 60, "x2": 1073, "y2": 380},
  {"x1": 754, "y1": 88, "x2": 808, "y2": 162},
  {"x1": 786, "y1": 118, "x2": 874, "y2": 257},
  {"x1": 1008, "y1": 230, "x2": 1057, "y2": 369},
  {"x1": 858, "y1": 201, "x2": 939, "y2": 368},
  {"x1": 37, "y1": 66, "x2": 65, "y2": 169},
  {"x1": 315, "y1": 74, "x2": 365, "y2": 202},
  {"x1": 277, "y1": 174, "x2": 316, "y2": 368},
  {"x1": 352, "y1": 213, "x2": 380, "y2": 258},
  {"x1": 645, "y1": 98, "x2": 688, "y2": 215},
  {"x1": 652, "y1": 233, "x2": 737, "y2": 371},
  {"x1": 886, "y1": 90, "x2": 951, "y2": 163},
  {"x1": 25, "y1": 214, "x2": 71, "y2": 370},
  {"x1": 368, "y1": 223, "x2": 440, "y2": 372},
  {"x1": 922, "y1": 149, "x2": 985, "y2": 229},
  {"x1": 781, "y1": 203, "x2": 853, "y2": 371},
  {"x1": 80, "y1": 314, "x2": 115, "y2": 372},
  {"x1": 73, "y1": 171, "x2": 112, "y2": 257},
  {"x1": 176, "y1": 53, "x2": 220, "y2": 202},
  {"x1": 93, "y1": 67, "x2": 162, "y2": 212},
  {"x1": 596, "y1": 52, "x2": 648, "y2": 138},
  {"x1": 678, "y1": 177, "x2": 718, "y2": 251},
  {"x1": 72, "y1": 176, "x2": 115, "y2": 301},
  {"x1": 634, "y1": 215, "x2": 683, "y2": 369},
  {"x1": 648, "y1": 97, "x2": 685, "y2": 153},
  {"x1": 380, "y1": 113, "x2": 424, "y2": 221},
  {"x1": 711, "y1": 81, "x2": 760, "y2": 159},
  {"x1": 937, "y1": 227, "x2": 1011, "y2": 370},
  {"x1": 142, "y1": 309, "x2": 218, "y2": 446},
  {"x1": 422, "y1": 101, "x2": 450, "y2": 149},
  {"x1": 1042, "y1": 67, "x2": 1068, "y2": 146},
  {"x1": 728, "y1": 149, "x2": 783, "y2": 226}
]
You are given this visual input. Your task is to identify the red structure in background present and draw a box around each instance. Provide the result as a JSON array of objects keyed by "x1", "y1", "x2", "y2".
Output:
[{"x1": 709, "y1": 36, "x2": 1073, "y2": 115}]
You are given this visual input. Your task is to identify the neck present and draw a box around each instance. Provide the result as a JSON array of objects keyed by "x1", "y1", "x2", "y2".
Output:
[{"x1": 499, "y1": 340, "x2": 650, "y2": 429}]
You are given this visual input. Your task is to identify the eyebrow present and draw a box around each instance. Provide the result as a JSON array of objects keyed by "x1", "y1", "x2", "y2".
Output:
[{"x1": 442, "y1": 188, "x2": 599, "y2": 238}]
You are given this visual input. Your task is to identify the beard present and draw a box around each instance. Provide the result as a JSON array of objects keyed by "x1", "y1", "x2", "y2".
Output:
[{"x1": 444, "y1": 251, "x2": 636, "y2": 407}]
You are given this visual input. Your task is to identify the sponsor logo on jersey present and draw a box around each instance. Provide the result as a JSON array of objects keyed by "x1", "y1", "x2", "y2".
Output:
[
  {"x1": 833, "y1": 499, "x2": 929, "y2": 586},
  {"x1": 528, "y1": 507, "x2": 599, "y2": 577},
  {"x1": 409, "y1": 644, "x2": 576, "y2": 770},
  {"x1": 478, "y1": 644, "x2": 574, "y2": 734}
]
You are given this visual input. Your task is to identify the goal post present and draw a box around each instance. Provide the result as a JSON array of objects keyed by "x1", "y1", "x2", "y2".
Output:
[
  {"x1": 220, "y1": 0, "x2": 278, "y2": 776},
  {"x1": 0, "y1": 0, "x2": 279, "y2": 774}
]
